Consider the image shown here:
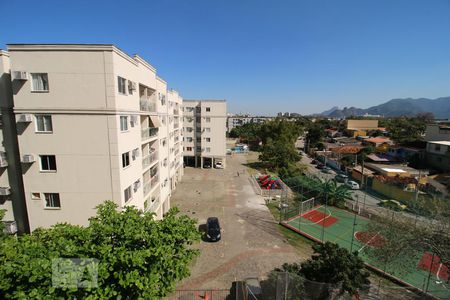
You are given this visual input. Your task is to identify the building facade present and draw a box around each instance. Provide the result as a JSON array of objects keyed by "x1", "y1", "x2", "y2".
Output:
[
  {"x1": 183, "y1": 100, "x2": 226, "y2": 168},
  {"x1": 226, "y1": 115, "x2": 273, "y2": 132},
  {"x1": 0, "y1": 44, "x2": 183, "y2": 232}
]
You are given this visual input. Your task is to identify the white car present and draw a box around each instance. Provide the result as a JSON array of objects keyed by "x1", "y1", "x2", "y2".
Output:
[
  {"x1": 214, "y1": 161, "x2": 224, "y2": 169},
  {"x1": 345, "y1": 180, "x2": 360, "y2": 190}
]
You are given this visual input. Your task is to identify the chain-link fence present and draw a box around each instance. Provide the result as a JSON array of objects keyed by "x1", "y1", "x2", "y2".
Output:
[{"x1": 277, "y1": 175, "x2": 450, "y2": 300}]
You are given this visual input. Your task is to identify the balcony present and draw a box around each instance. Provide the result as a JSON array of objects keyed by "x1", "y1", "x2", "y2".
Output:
[
  {"x1": 141, "y1": 127, "x2": 158, "y2": 141},
  {"x1": 144, "y1": 194, "x2": 161, "y2": 212},
  {"x1": 143, "y1": 174, "x2": 159, "y2": 197},
  {"x1": 142, "y1": 151, "x2": 158, "y2": 169},
  {"x1": 174, "y1": 122, "x2": 179, "y2": 129},
  {"x1": 140, "y1": 99, "x2": 157, "y2": 112}
]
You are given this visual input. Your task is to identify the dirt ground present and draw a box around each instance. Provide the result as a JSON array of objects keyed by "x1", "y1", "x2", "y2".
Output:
[{"x1": 171, "y1": 153, "x2": 309, "y2": 290}]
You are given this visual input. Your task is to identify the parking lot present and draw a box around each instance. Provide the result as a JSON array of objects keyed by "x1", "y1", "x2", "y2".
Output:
[{"x1": 171, "y1": 154, "x2": 308, "y2": 290}]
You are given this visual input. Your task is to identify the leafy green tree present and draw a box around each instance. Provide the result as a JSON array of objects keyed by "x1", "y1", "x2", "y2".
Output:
[
  {"x1": 259, "y1": 137, "x2": 300, "y2": 170},
  {"x1": 0, "y1": 201, "x2": 200, "y2": 299},
  {"x1": 321, "y1": 180, "x2": 353, "y2": 207},
  {"x1": 300, "y1": 242, "x2": 370, "y2": 295},
  {"x1": 305, "y1": 123, "x2": 325, "y2": 150}
]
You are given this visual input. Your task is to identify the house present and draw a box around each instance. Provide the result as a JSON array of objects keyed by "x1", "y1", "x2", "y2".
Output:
[
  {"x1": 363, "y1": 137, "x2": 394, "y2": 152},
  {"x1": 426, "y1": 141, "x2": 450, "y2": 172},
  {"x1": 346, "y1": 119, "x2": 379, "y2": 138},
  {"x1": 424, "y1": 124, "x2": 450, "y2": 142}
]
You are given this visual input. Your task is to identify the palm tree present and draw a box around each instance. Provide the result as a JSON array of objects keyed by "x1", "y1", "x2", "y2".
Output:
[{"x1": 320, "y1": 180, "x2": 352, "y2": 208}]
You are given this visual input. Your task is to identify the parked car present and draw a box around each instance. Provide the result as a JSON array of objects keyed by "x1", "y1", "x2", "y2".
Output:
[
  {"x1": 206, "y1": 217, "x2": 221, "y2": 242},
  {"x1": 335, "y1": 174, "x2": 349, "y2": 182},
  {"x1": 215, "y1": 161, "x2": 224, "y2": 169},
  {"x1": 321, "y1": 166, "x2": 332, "y2": 174},
  {"x1": 316, "y1": 163, "x2": 325, "y2": 169},
  {"x1": 311, "y1": 159, "x2": 319, "y2": 165},
  {"x1": 380, "y1": 200, "x2": 407, "y2": 211},
  {"x1": 203, "y1": 162, "x2": 212, "y2": 168},
  {"x1": 345, "y1": 180, "x2": 360, "y2": 190}
]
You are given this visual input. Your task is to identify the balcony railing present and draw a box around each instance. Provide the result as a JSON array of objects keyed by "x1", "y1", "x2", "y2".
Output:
[
  {"x1": 142, "y1": 151, "x2": 158, "y2": 168},
  {"x1": 143, "y1": 174, "x2": 159, "y2": 196},
  {"x1": 140, "y1": 99, "x2": 157, "y2": 112},
  {"x1": 141, "y1": 127, "x2": 158, "y2": 141},
  {"x1": 145, "y1": 195, "x2": 161, "y2": 212},
  {"x1": 174, "y1": 109, "x2": 179, "y2": 115}
]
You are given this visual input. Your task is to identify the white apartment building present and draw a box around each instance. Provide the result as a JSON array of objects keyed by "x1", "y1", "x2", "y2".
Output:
[
  {"x1": 183, "y1": 100, "x2": 226, "y2": 168},
  {"x1": 0, "y1": 44, "x2": 183, "y2": 232}
]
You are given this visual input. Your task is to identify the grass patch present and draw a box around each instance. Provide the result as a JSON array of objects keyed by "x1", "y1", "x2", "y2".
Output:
[{"x1": 266, "y1": 202, "x2": 314, "y2": 256}]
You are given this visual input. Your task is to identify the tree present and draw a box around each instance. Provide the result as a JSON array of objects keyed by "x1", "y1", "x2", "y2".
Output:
[
  {"x1": 364, "y1": 201, "x2": 450, "y2": 280},
  {"x1": 266, "y1": 242, "x2": 369, "y2": 297},
  {"x1": 259, "y1": 137, "x2": 300, "y2": 170},
  {"x1": 300, "y1": 242, "x2": 370, "y2": 295},
  {"x1": 321, "y1": 180, "x2": 353, "y2": 207},
  {"x1": 305, "y1": 123, "x2": 325, "y2": 150},
  {"x1": 0, "y1": 201, "x2": 200, "y2": 299}
]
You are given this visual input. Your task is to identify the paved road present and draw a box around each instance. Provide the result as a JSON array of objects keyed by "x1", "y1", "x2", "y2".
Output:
[
  {"x1": 171, "y1": 153, "x2": 310, "y2": 291},
  {"x1": 299, "y1": 153, "x2": 382, "y2": 208}
]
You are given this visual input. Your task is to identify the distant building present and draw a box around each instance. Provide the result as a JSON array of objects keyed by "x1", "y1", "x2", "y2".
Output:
[
  {"x1": 226, "y1": 115, "x2": 273, "y2": 132},
  {"x1": 183, "y1": 100, "x2": 227, "y2": 168},
  {"x1": 426, "y1": 141, "x2": 450, "y2": 172},
  {"x1": 424, "y1": 124, "x2": 450, "y2": 142},
  {"x1": 346, "y1": 119, "x2": 379, "y2": 137}
]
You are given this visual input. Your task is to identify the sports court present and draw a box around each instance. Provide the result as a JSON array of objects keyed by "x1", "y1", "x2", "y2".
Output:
[{"x1": 281, "y1": 204, "x2": 450, "y2": 299}]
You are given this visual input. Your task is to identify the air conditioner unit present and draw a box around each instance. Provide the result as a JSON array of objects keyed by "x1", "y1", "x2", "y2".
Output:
[
  {"x1": 134, "y1": 180, "x2": 141, "y2": 191},
  {"x1": 0, "y1": 152, "x2": 7, "y2": 168},
  {"x1": 21, "y1": 154, "x2": 35, "y2": 163},
  {"x1": 3, "y1": 221, "x2": 17, "y2": 235},
  {"x1": 130, "y1": 115, "x2": 138, "y2": 126},
  {"x1": 0, "y1": 187, "x2": 11, "y2": 196},
  {"x1": 132, "y1": 148, "x2": 139, "y2": 159},
  {"x1": 17, "y1": 114, "x2": 32, "y2": 123},
  {"x1": 13, "y1": 71, "x2": 28, "y2": 81}
]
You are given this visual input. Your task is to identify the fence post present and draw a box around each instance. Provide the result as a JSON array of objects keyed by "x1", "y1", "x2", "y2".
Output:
[{"x1": 425, "y1": 252, "x2": 436, "y2": 293}]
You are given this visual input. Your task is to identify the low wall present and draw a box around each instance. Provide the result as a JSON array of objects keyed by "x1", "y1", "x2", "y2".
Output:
[{"x1": 372, "y1": 178, "x2": 416, "y2": 201}]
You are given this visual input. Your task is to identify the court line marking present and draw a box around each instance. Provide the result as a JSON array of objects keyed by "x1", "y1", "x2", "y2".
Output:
[{"x1": 355, "y1": 231, "x2": 381, "y2": 253}]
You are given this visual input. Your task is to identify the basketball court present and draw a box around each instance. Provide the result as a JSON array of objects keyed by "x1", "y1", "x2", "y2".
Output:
[{"x1": 281, "y1": 203, "x2": 450, "y2": 299}]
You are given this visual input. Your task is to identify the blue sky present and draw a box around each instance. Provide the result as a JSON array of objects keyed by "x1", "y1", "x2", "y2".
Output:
[{"x1": 1, "y1": 0, "x2": 450, "y2": 115}]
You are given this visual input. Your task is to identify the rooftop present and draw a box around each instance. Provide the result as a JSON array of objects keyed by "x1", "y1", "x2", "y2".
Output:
[{"x1": 428, "y1": 141, "x2": 450, "y2": 146}]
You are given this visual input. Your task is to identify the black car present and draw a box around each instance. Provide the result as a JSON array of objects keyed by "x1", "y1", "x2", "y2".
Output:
[
  {"x1": 206, "y1": 217, "x2": 221, "y2": 242},
  {"x1": 316, "y1": 163, "x2": 325, "y2": 169}
]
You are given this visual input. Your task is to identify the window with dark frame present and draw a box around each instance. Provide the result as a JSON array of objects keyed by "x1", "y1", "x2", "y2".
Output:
[
  {"x1": 44, "y1": 193, "x2": 60, "y2": 208},
  {"x1": 40, "y1": 155, "x2": 57, "y2": 171}
]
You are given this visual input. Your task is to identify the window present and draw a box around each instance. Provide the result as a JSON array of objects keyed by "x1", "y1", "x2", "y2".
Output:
[
  {"x1": 206, "y1": 107, "x2": 211, "y2": 112},
  {"x1": 44, "y1": 193, "x2": 60, "y2": 208},
  {"x1": 205, "y1": 138, "x2": 211, "y2": 142},
  {"x1": 31, "y1": 73, "x2": 49, "y2": 91},
  {"x1": 187, "y1": 127, "x2": 193, "y2": 132},
  {"x1": 186, "y1": 147, "x2": 193, "y2": 151},
  {"x1": 124, "y1": 186, "x2": 132, "y2": 202},
  {"x1": 206, "y1": 147, "x2": 211, "y2": 152},
  {"x1": 196, "y1": 107, "x2": 201, "y2": 113},
  {"x1": 196, "y1": 146, "x2": 201, "y2": 152},
  {"x1": 40, "y1": 155, "x2": 57, "y2": 171},
  {"x1": 196, "y1": 138, "x2": 201, "y2": 143},
  {"x1": 196, "y1": 117, "x2": 201, "y2": 123},
  {"x1": 118, "y1": 76, "x2": 127, "y2": 94},
  {"x1": 435, "y1": 144, "x2": 441, "y2": 151},
  {"x1": 186, "y1": 137, "x2": 193, "y2": 142},
  {"x1": 205, "y1": 117, "x2": 211, "y2": 122},
  {"x1": 35, "y1": 115, "x2": 53, "y2": 132},
  {"x1": 122, "y1": 152, "x2": 130, "y2": 168},
  {"x1": 120, "y1": 116, "x2": 128, "y2": 131},
  {"x1": 205, "y1": 128, "x2": 211, "y2": 132}
]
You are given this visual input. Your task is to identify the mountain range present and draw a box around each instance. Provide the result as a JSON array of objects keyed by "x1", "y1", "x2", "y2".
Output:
[{"x1": 318, "y1": 97, "x2": 450, "y2": 119}]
